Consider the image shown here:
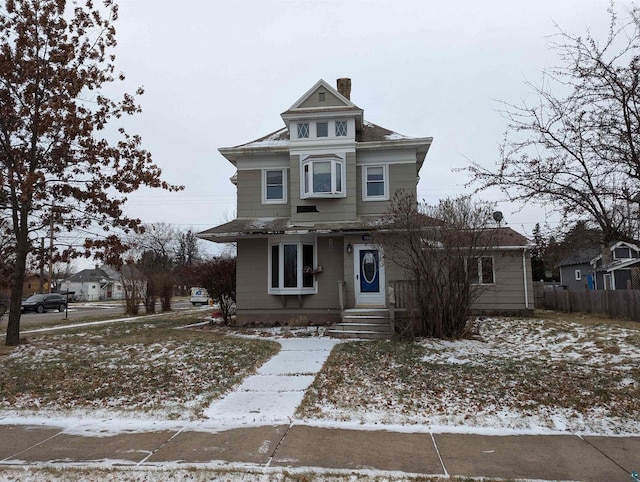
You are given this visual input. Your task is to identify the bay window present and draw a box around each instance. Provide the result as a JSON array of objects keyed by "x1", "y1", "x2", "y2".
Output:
[{"x1": 302, "y1": 156, "x2": 345, "y2": 198}]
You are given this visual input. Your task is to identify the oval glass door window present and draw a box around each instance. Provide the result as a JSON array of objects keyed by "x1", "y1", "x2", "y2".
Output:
[
  {"x1": 360, "y1": 249, "x2": 379, "y2": 293},
  {"x1": 362, "y1": 252, "x2": 377, "y2": 283}
]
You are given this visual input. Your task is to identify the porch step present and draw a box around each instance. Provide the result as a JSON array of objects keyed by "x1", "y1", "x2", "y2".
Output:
[{"x1": 327, "y1": 308, "x2": 393, "y2": 340}]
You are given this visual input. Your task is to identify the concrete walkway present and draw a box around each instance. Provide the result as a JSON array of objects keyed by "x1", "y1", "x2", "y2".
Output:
[{"x1": 204, "y1": 338, "x2": 341, "y2": 425}]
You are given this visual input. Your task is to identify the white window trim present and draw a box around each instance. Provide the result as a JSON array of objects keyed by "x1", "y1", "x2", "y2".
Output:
[
  {"x1": 335, "y1": 120, "x2": 348, "y2": 137},
  {"x1": 362, "y1": 164, "x2": 389, "y2": 201},
  {"x1": 575, "y1": 269, "x2": 582, "y2": 281},
  {"x1": 268, "y1": 237, "x2": 318, "y2": 295},
  {"x1": 301, "y1": 157, "x2": 346, "y2": 199},
  {"x1": 316, "y1": 121, "x2": 329, "y2": 138},
  {"x1": 469, "y1": 256, "x2": 496, "y2": 285},
  {"x1": 262, "y1": 168, "x2": 287, "y2": 204}
]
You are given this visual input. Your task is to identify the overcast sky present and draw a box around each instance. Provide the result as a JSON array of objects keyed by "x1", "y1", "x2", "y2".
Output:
[{"x1": 101, "y1": 0, "x2": 619, "y2": 256}]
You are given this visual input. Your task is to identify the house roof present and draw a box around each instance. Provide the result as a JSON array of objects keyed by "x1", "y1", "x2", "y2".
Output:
[
  {"x1": 67, "y1": 268, "x2": 112, "y2": 283},
  {"x1": 556, "y1": 247, "x2": 602, "y2": 268},
  {"x1": 228, "y1": 121, "x2": 419, "y2": 150}
]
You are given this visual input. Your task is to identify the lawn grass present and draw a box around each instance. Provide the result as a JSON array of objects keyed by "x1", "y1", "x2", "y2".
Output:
[
  {"x1": 0, "y1": 314, "x2": 280, "y2": 419},
  {"x1": 298, "y1": 316, "x2": 640, "y2": 432}
]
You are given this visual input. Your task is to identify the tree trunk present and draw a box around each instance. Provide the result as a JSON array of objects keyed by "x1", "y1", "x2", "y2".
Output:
[{"x1": 6, "y1": 241, "x2": 28, "y2": 346}]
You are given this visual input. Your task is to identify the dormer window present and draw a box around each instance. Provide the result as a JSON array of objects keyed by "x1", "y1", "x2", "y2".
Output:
[
  {"x1": 614, "y1": 246, "x2": 632, "y2": 259},
  {"x1": 297, "y1": 123, "x2": 309, "y2": 139},
  {"x1": 336, "y1": 121, "x2": 347, "y2": 136},
  {"x1": 301, "y1": 155, "x2": 345, "y2": 198},
  {"x1": 317, "y1": 122, "x2": 328, "y2": 138}
]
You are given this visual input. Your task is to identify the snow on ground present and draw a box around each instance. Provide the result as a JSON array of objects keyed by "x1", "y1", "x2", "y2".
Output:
[
  {"x1": 298, "y1": 316, "x2": 640, "y2": 436},
  {"x1": 2, "y1": 316, "x2": 640, "y2": 438}
]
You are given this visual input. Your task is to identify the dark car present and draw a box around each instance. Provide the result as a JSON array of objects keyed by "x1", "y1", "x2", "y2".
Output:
[{"x1": 21, "y1": 294, "x2": 67, "y2": 314}]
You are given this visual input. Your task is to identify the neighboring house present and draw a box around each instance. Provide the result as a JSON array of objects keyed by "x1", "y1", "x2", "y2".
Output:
[
  {"x1": 22, "y1": 273, "x2": 49, "y2": 296},
  {"x1": 556, "y1": 247, "x2": 601, "y2": 290},
  {"x1": 65, "y1": 265, "x2": 127, "y2": 301},
  {"x1": 198, "y1": 78, "x2": 534, "y2": 329},
  {"x1": 591, "y1": 241, "x2": 640, "y2": 290}
]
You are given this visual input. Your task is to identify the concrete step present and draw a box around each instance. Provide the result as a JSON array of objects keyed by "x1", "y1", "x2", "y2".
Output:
[
  {"x1": 341, "y1": 315, "x2": 390, "y2": 324},
  {"x1": 331, "y1": 322, "x2": 392, "y2": 333},
  {"x1": 326, "y1": 329, "x2": 391, "y2": 340}
]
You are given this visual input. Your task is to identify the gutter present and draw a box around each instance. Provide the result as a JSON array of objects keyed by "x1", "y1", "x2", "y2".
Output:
[{"x1": 522, "y1": 248, "x2": 529, "y2": 309}]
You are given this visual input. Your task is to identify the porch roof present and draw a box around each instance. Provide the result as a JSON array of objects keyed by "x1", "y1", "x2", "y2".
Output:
[
  {"x1": 197, "y1": 216, "x2": 390, "y2": 242},
  {"x1": 197, "y1": 218, "x2": 527, "y2": 247}
]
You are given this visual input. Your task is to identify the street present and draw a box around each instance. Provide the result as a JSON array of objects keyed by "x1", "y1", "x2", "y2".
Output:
[{"x1": 2, "y1": 298, "x2": 199, "y2": 328}]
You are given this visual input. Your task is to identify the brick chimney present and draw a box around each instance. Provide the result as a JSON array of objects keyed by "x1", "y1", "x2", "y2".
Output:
[{"x1": 337, "y1": 78, "x2": 351, "y2": 100}]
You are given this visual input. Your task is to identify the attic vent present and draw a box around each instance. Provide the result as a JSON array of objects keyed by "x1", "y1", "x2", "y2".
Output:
[{"x1": 319, "y1": 92, "x2": 325, "y2": 102}]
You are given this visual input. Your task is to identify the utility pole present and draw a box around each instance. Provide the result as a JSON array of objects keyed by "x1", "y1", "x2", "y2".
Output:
[
  {"x1": 39, "y1": 237, "x2": 45, "y2": 294},
  {"x1": 47, "y1": 205, "x2": 54, "y2": 293}
]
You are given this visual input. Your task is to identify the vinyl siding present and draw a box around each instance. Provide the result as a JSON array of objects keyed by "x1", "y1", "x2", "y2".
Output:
[
  {"x1": 473, "y1": 250, "x2": 534, "y2": 311},
  {"x1": 559, "y1": 264, "x2": 592, "y2": 290},
  {"x1": 357, "y1": 163, "x2": 417, "y2": 216},
  {"x1": 298, "y1": 87, "x2": 346, "y2": 108},
  {"x1": 236, "y1": 170, "x2": 290, "y2": 218}
]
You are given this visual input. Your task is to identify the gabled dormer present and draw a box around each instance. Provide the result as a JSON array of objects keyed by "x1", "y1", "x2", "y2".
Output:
[{"x1": 281, "y1": 78, "x2": 363, "y2": 146}]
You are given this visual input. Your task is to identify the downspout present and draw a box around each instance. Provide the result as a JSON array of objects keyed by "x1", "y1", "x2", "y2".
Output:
[{"x1": 522, "y1": 248, "x2": 529, "y2": 309}]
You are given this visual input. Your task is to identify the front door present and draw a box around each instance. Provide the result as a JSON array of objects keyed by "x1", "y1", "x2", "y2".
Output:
[{"x1": 354, "y1": 245, "x2": 385, "y2": 307}]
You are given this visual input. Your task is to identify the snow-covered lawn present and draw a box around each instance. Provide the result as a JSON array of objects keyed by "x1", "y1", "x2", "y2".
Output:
[
  {"x1": 0, "y1": 316, "x2": 280, "y2": 420},
  {"x1": 298, "y1": 316, "x2": 640, "y2": 435}
]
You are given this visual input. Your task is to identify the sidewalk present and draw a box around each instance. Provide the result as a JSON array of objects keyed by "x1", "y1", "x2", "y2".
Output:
[
  {"x1": 0, "y1": 422, "x2": 638, "y2": 481},
  {"x1": 0, "y1": 336, "x2": 638, "y2": 481}
]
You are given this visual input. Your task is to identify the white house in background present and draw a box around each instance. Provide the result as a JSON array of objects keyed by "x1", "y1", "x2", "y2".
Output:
[{"x1": 65, "y1": 265, "x2": 125, "y2": 301}]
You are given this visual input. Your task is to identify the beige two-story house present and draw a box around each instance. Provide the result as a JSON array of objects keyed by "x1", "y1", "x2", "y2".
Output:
[{"x1": 199, "y1": 78, "x2": 534, "y2": 331}]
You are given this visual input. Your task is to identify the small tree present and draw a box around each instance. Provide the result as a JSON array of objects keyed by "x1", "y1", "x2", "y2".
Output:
[
  {"x1": 195, "y1": 257, "x2": 236, "y2": 325},
  {"x1": 377, "y1": 190, "x2": 496, "y2": 339},
  {"x1": 119, "y1": 263, "x2": 145, "y2": 316}
]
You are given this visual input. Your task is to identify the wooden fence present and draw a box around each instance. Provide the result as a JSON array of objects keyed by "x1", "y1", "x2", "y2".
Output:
[{"x1": 533, "y1": 282, "x2": 640, "y2": 322}]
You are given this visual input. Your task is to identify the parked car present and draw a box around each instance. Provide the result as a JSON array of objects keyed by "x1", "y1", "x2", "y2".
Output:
[{"x1": 21, "y1": 293, "x2": 67, "y2": 313}]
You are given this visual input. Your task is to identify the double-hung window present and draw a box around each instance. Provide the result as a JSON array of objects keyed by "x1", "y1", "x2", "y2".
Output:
[
  {"x1": 302, "y1": 156, "x2": 345, "y2": 198},
  {"x1": 362, "y1": 165, "x2": 388, "y2": 201},
  {"x1": 469, "y1": 256, "x2": 495, "y2": 285},
  {"x1": 269, "y1": 239, "x2": 317, "y2": 294},
  {"x1": 262, "y1": 169, "x2": 287, "y2": 204}
]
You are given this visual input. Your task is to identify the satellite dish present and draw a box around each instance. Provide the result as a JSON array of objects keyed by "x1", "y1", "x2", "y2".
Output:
[{"x1": 492, "y1": 211, "x2": 504, "y2": 223}]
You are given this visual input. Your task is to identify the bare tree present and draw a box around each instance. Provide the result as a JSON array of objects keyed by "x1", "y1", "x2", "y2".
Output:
[
  {"x1": 466, "y1": 4, "x2": 640, "y2": 244},
  {"x1": 0, "y1": 1, "x2": 181, "y2": 345},
  {"x1": 195, "y1": 257, "x2": 236, "y2": 325},
  {"x1": 377, "y1": 191, "x2": 497, "y2": 339}
]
